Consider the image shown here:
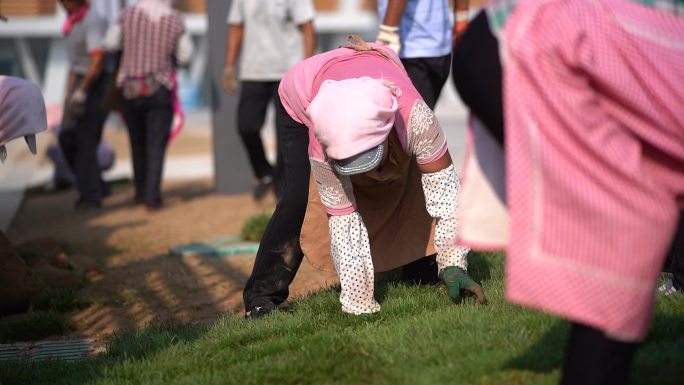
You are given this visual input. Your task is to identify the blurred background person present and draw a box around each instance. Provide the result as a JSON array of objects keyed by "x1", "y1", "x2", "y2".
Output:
[
  {"x1": 376, "y1": 0, "x2": 452, "y2": 109},
  {"x1": 0, "y1": 76, "x2": 47, "y2": 164},
  {"x1": 452, "y1": 1, "x2": 684, "y2": 384},
  {"x1": 0, "y1": 75, "x2": 47, "y2": 315},
  {"x1": 104, "y1": 0, "x2": 193, "y2": 210},
  {"x1": 223, "y1": 0, "x2": 316, "y2": 200},
  {"x1": 375, "y1": 0, "x2": 454, "y2": 284},
  {"x1": 46, "y1": 130, "x2": 115, "y2": 191},
  {"x1": 57, "y1": 0, "x2": 110, "y2": 210}
]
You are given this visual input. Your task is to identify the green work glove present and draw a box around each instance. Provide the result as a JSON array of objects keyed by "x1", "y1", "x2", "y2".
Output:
[{"x1": 439, "y1": 266, "x2": 487, "y2": 304}]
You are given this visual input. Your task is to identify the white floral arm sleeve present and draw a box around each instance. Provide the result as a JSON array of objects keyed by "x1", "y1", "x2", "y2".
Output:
[
  {"x1": 328, "y1": 212, "x2": 381, "y2": 315},
  {"x1": 407, "y1": 100, "x2": 448, "y2": 165},
  {"x1": 310, "y1": 159, "x2": 356, "y2": 213},
  {"x1": 421, "y1": 164, "x2": 470, "y2": 272}
]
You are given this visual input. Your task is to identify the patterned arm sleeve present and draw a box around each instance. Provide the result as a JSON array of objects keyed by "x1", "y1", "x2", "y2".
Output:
[
  {"x1": 328, "y1": 212, "x2": 381, "y2": 314},
  {"x1": 310, "y1": 159, "x2": 357, "y2": 215},
  {"x1": 421, "y1": 164, "x2": 470, "y2": 272},
  {"x1": 310, "y1": 159, "x2": 380, "y2": 314},
  {"x1": 407, "y1": 100, "x2": 449, "y2": 165},
  {"x1": 407, "y1": 100, "x2": 469, "y2": 271}
]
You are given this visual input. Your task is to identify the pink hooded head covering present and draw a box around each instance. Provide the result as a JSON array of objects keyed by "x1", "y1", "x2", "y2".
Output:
[
  {"x1": 0, "y1": 76, "x2": 47, "y2": 163},
  {"x1": 306, "y1": 77, "x2": 397, "y2": 173}
]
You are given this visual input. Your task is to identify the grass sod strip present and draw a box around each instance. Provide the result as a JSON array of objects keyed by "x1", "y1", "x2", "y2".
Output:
[{"x1": 1, "y1": 252, "x2": 682, "y2": 385}]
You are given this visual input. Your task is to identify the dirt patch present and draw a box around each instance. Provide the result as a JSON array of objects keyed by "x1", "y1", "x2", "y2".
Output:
[{"x1": 7, "y1": 179, "x2": 338, "y2": 341}]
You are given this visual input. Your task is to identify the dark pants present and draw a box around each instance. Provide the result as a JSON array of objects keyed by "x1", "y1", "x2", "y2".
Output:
[
  {"x1": 452, "y1": 11, "x2": 504, "y2": 145},
  {"x1": 400, "y1": 54, "x2": 452, "y2": 284},
  {"x1": 238, "y1": 81, "x2": 279, "y2": 180},
  {"x1": 59, "y1": 74, "x2": 109, "y2": 205},
  {"x1": 401, "y1": 54, "x2": 452, "y2": 110},
  {"x1": 664, "y1": 212, "x2": 684, "y2": 290},
  {"x1": 119, "y1": 87, "x2": 173, "y2": 206},
  {"x1": 561, "y1": 323, "x2": 638, "y2": 385},
  {"x1": 243, "y1": 96, "x2": 310, "y2": 311},
  {"x1": 453, "y1": 11, "x2": 638, "y2": 385}
]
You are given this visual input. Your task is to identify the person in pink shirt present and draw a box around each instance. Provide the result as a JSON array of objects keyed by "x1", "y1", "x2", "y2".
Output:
[
  {"x1": 243, "y1": 36, "x2": 485, "y2": 318},
  {"x1": 452, "y1": 1, "x2": 684, "y2": 384}
]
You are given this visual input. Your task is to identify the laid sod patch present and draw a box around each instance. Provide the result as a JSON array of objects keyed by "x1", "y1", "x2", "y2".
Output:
[{"x1": 1, "y1": 253, "x2": 682, "y2": 385}]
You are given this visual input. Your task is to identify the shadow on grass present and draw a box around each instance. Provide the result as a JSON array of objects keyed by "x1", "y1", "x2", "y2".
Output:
[
  {"x1": 504, "y1": 311, "x2": 684, "y2": 385},
  {"x1": 504, "y1": 320, "x2": 569, "y2": 373},
  {"x1": 0, "y1": 323, "x2": 209, "y2": 385},
  {"x1": 468, "y1": 251, "x2": 498, "y2": 284}
]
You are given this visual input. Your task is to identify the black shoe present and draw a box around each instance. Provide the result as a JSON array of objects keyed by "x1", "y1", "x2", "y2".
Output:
[
  {"x1": 252, "y1": 176, "x2": 274, "y2": 201},
  {"x1": 245, "y1": 306, "x2": 272, "y2": 319}
]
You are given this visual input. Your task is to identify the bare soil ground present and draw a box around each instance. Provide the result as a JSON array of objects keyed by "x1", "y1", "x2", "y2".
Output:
[{"x1": 7, "y1": 178, "x2": 338, "y2": 341}]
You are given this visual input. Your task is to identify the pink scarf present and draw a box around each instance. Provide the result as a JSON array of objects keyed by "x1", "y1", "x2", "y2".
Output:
[
  {"x1": 306, "y1": 77, "x2": 397, "y2": 160},
  {"x1": 61, "y1": 5, "x2": 89, "y2": 36}
]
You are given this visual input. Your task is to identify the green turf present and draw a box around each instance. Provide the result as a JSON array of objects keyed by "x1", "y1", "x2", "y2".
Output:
[{"x1": 1, "y1": 252, "x2": 682, "y2": 385}]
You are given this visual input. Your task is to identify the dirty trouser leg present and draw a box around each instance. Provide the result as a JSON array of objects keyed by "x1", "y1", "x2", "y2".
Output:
[{"x1": 243, "y1": 96, "x2": 310, "y2": 312}]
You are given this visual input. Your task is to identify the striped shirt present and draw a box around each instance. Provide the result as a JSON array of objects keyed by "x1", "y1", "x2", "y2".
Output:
[{"x1": 116, "y1": 6, "x2": 185, "y2": 90}]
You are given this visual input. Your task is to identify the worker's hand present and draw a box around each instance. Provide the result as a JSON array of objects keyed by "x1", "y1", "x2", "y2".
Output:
[
  {"x1": 223, "y1": 66, "x2": 238, "y2": 94},
  {"x1": 453, "y1": 9, "x2": 470, "y2": 47},
  {"x1": 376, "y1": 24, "x2": 401, "y2": 55},
  {"x1": 67, "y1": 89, "x2": 87, "y2": 117},
  {"x1": 452, "y1": 21, "x2": 469, "y2": 47},
  {"x1": 440, "y1": 266, "x2": 487, "y2": 304}
]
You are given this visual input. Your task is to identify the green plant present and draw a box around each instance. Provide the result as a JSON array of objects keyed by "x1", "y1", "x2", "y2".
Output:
[{"x1": 239, "y1": 212, "x2": 272, "y2": 242}]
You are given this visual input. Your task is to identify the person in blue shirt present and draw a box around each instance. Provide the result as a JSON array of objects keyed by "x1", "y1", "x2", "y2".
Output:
[{"x1": 375, "y1": 0, "x2": 454, "y2": 285}]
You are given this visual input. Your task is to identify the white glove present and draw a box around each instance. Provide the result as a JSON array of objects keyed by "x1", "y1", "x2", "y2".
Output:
[{"x1": 376, "y1": 24, "x2": 401, "y2": 55}]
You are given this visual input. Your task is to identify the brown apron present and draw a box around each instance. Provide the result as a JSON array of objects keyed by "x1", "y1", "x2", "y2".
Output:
[{"x1": 300, "y1": 131, "x2": 436, "y2": 273}]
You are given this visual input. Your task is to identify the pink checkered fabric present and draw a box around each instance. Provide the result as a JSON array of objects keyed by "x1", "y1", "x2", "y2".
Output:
[
  {"x1": 116, "y1": 6, "x2": 185, "y2": 90},
  {"x1": 502, "y1": 0, "x2": 684, "y2": 341}
]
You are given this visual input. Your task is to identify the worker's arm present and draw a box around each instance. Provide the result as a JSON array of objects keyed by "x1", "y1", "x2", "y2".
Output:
[
  {"x1": 223, "y1": 24, "x2": 243, "y2": 93},
  {"x1": 453, "y1": 0, "x2": 471, "y2": 46},
  {"x1": 298, "y1": 20, "x2": 316, "y2": 58},
  {"x1": 376, "y1": 0, "x2": 407, "y2": 54}
]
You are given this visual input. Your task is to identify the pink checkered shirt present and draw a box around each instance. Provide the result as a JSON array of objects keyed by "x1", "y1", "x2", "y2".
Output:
[{"x1": 116, "y1": 6, "x2": 185, "y2": 90}]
